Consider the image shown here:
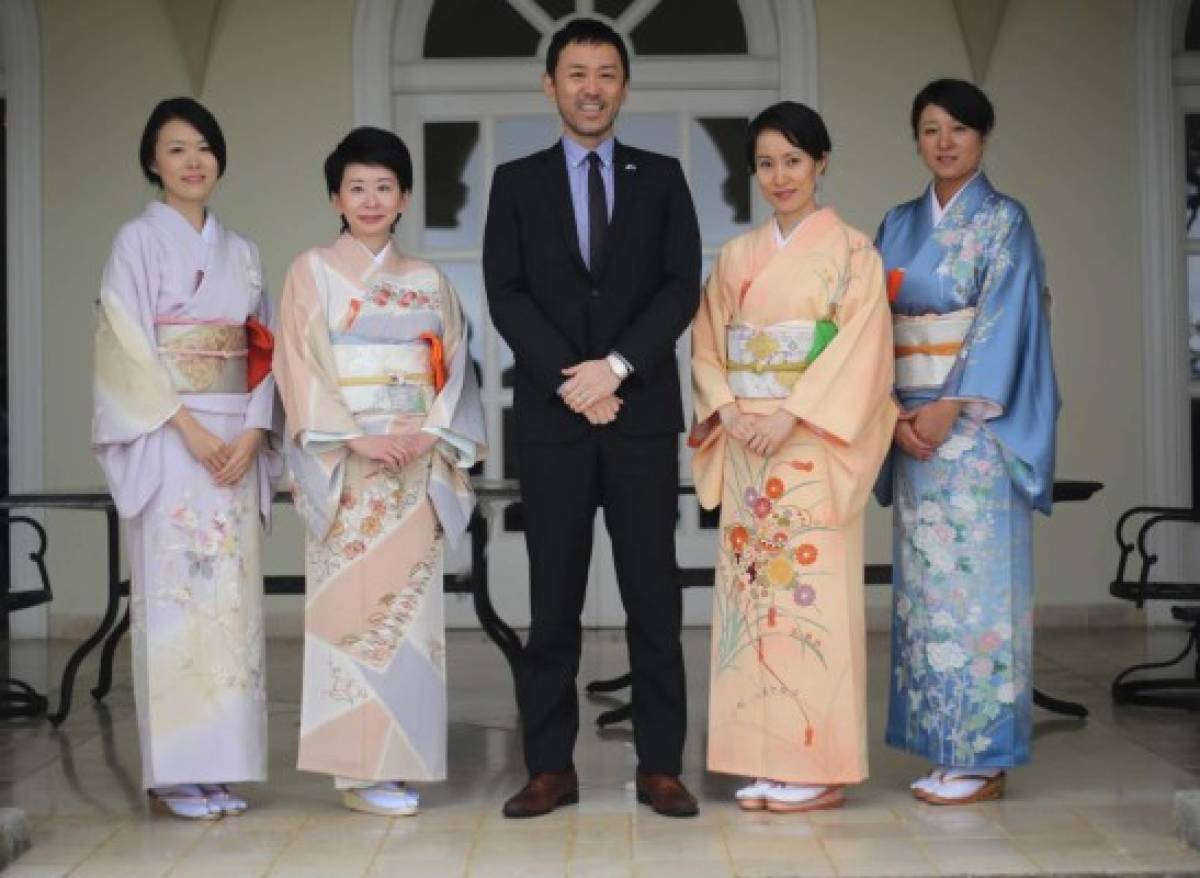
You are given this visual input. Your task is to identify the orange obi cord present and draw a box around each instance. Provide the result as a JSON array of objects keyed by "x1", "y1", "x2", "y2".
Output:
[
  {"x1": 886, "y1": 268, "x2": 906, "y2": 303},
  {"x1": 245, "y1": 316, "x2": 275, "y2": 391},
  {"x1": 894, "y1": 341, "x2": 963, "y2": 358},
  {"x1": 420, "y1": 332, "x2": 447, "y2": 392}
]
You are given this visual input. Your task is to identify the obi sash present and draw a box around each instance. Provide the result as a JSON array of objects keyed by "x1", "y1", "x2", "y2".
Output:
[
  {"x1": 726, "y1": 320, "x2": 834, "y2": 399},
  {"x1": 155, "y1": 322, "x2": 248, "y2": 394},
  {"x1": 332, "y1": 335, "x2": 433, "y2": 415},
  {"x1": 893, "y1": 307, "x2": 975, "y2": 391}
]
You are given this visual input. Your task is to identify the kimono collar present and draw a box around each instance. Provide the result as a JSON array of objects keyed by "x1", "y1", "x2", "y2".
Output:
[
  {"x1": 143, "y1": 200, "x2": 221, "y2": 243},
  {"x1": 772, "y1": 206, "x2": 827, "y2": 249},
  {"x1": 924, "y1": 171, "x2": 993, "y2": 229},
  {"x1": 329, "y1": 232, "x2": 403, "y2": 282}
]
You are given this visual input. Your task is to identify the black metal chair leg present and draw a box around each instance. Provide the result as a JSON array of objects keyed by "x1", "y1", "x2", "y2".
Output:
[
  {"x1": 1111, "y1": 623, "x2": 1200, "y2": 708},
  {"x1": 49, "y1": 507, "x2": 122, "y2": 726},
  {"x1": 585, "y1": 672, "x2": 631, "y2": 695},
  {"x1": 92, "y1": 602, "x2": 130, "y2": 701},
  {"x1": 468, "y1": 510, "x2": 522, "y2": 687},
  {"x1": 0, "y1": 678, "x2": 47, "y2": 720},
  {"x1": 1032, "y1": 687, "x2": 1088, "y2": 718}
]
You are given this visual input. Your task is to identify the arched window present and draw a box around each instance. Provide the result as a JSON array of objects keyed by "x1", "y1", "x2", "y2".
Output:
[{"x1": 357, "y1": 0, "x2": 816, "y2": 626}]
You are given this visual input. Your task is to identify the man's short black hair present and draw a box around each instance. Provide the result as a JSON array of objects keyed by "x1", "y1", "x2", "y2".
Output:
[
  {"x1": 745, "y1": 101, "x2": 832, "y2": 171},
  {"x1": 138, "y1": 97, "x2": 227, "y2": 187},
  {"x1": 910, "y1": 78, "x2": 995, "y2": 139},
  {"x1": 545, "y1": 17, "x2": 630, "y2": 81},
  {"x1": 324, "y1": 126, "x2": 414, "y2": 196}
]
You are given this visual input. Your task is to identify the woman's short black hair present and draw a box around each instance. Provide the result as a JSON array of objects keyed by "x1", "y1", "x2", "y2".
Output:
[
  {"x1": 138, "y1": 97, "x2": 227, "y2": 187},
  {"x1": 910, "y1": 78, "x2": 995, "y2": 138},
  {"x1": 323, "y1": 126, "x2": 413, "y2": 196},
  {"x1": 745, "y1": 101, "x2": 831, "y2": 170},
  {"x1": 545, "y1": 17, "x2": 630, "y2": 81}
]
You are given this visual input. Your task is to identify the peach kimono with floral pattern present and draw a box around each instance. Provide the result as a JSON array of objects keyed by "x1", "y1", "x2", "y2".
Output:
[
  {"x1": 274, "y1": 235, "x2": 484, "y2": 783},
  {"x1": 691, "y1": 209, "x2": 896, "y2": 783}
]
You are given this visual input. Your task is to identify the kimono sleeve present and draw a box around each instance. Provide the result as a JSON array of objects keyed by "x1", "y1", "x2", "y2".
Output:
[
  {"x1": 91, "y1": 225, "x2": 182, "y2": 518},
  {"x1": 940, "y1": 206, "x2": 1059, "y2": 512},
  {"x1": 781, "y1": 238, "x2": 896, "y2": 447},
  {"x1": 272, "y1": 253, "x2": 360, "y2": 539},
  {"x1": 780, "y1": 236, "x2": 898, "y2": 523},
  {"x1": 688, "y1": 247, "x2": 736, "y2": 510},
  {"x1": 422, "y1": 270, "x2": 488, "y2": 546},
  {"x1": 243, "y1": 244, "x2": 278, "y2": 433},
  {"x1": 691, "y1": 248, "x2": 736, "y2": 424}
]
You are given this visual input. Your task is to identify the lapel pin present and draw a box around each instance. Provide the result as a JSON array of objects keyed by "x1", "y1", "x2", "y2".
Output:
[{"x1": 625, "y1": 163, "x2": 637, "y2": 171}]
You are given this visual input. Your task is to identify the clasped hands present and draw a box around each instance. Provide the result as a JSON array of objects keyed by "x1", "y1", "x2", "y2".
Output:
[
  {"x1": 894, "y1": 398, "x2": 963, "y2": 460},
  {"x1": 347, "y1": 431, "x2": 438, "y2": 471},
  {"x1": 173, "y1": 408, "x2": 265, "y2": 487},
  {"x1": 560, "y1": 359, "x2": 622, "y2": 425},
  {"x1": 718, "y1": 402, "x2": 796, "y2": 458}
]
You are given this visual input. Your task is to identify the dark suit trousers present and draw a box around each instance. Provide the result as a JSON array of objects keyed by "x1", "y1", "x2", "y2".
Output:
[{"x1": 517, "y1": 429, "x2": 687, "y2": 776}]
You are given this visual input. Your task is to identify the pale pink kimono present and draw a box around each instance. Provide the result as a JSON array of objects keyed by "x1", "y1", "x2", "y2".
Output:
[
  {"x1": 92, "y1": 201, "x2": 274, "y2": 788},
  {"x1": 692, "y1": 209, "x2": 896, "y2": 784},
  {"x1": 274, "y1": 235, "x2": 484, "y2": 784}
]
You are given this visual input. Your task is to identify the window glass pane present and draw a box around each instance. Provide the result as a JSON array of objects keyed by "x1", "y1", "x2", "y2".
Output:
[
  {"x1": 495, "y1": 115, "x2": 562, "y2": 165},
  {"x1": 594, "y1": 0, "x2": 634, "y2": 18},
  {"x1": 615, "y1": 112, "x2": 678, "y2": 157},
  {"x1": 423, "y1": 122, "x2": 483, "y2": 251},
  {"x1": 536, "y1": 0, "x2": 576, "y2": 18},
  {"x1": 1190, "y1": 256, "x2": 1200, "y2": 379},
  {"x1": 630, "y1": 0, "x2": 747, "y2": 55},
  {"x1": 1187, "y1": 1, "x2": 1200, "y2": 51},
  {"x1": 693, "y1": 117, "x2": 752, "y2": 245},
  {"x1": 425, "y1": 0, "x2": 541, "y2": 58},
  {"x1": 1187, "y1": 115, "x2": 1200, "y2": 239},
  {"x1": 435, "y1": 261, "x2": 486, "y2": 380}
]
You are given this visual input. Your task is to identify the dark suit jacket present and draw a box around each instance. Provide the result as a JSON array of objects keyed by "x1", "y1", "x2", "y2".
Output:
[{"x1": 483, "y1": 140, "x2": 702, "y2": 443}]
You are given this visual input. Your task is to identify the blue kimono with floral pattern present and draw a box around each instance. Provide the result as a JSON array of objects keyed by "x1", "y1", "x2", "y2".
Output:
[{"x1": 874, "y1": 173, "x2": 1059, "y2": 767}]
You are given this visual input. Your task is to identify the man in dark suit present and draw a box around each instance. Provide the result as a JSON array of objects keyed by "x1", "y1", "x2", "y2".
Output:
[{"x1": 483, "y1": 17, "x2": 702, "y2": 819}]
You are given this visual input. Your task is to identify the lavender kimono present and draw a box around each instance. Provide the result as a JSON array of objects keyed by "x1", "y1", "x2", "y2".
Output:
[
  {"x1": 875, "y1": 174, "x2": 1059, "y2": 767},
  {"x1": 92, "y1": 202, "x2": 274, "y2": 788}
]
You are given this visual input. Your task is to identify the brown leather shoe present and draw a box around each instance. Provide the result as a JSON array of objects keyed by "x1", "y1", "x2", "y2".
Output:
[
  {"x1": 502, "y1": 770, "x2": 579, "y2": 818},
  {"x1": 635, "y1": 771, "x2": 699, "y2": 818}
]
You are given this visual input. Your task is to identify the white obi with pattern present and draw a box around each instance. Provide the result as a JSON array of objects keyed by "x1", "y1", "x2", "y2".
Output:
[
  {"x1": 726, "y1": 321, "x2": 814, "y2": 399},
  {"x1": 892, "y1": 307, "x2": 975, "y2": 391},
  {"x1": 332, "y1": 337, "x2": 433, "y2": 415},
  {"x1": 155, "y1": 323, "x2": 247, "y2": 394}
]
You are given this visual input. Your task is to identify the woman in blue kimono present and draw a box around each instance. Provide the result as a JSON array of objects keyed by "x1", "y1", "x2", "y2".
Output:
[{"x1": 875, "y1": 79, "x2": 1059, "y2": 805}]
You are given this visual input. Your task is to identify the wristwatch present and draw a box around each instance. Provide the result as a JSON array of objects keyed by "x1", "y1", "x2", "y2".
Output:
[{"x1": 606, "y1": 352, "x2": 631, "y2": 381}]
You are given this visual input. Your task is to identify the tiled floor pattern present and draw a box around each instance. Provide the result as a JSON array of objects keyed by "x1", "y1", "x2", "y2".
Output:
[{"x1": 1, "y1": 627, "x2": 1199, "y2": 876}]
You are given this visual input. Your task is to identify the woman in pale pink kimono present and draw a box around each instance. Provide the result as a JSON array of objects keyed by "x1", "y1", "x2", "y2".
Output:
[
  {"x1": 273, "y1": 128, "x2": 485, "y2": 817},
  {"x1": 92, "y1": 99, "x2": 274, "y2": 820},
  {"x1": 692, "y1": 103, "x2": 896, "y2": 813}
]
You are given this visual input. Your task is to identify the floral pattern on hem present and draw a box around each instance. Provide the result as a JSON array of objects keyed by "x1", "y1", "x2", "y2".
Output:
[{"x1": 886, "y1": 416, "x2": 1033, "y2": 767}]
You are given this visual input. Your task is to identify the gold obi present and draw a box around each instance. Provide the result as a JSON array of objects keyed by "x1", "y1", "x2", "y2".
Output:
[
  {"x1": 155, "y1": 323, "x2": 247, "y2": 393},
  {"x1": 726, "y1": 321, "x2": 814, "y2": 399},
  {"x1": 333, "y1": 340, "x2": 433, "y2": 415},
  {"x1": 892, "y1": 307, "x2": 975, "y2": 391}
]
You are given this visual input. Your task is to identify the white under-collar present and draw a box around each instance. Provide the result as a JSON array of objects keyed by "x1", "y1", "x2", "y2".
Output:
[
  {"x1": 773, "y1": 209, "x2": 819, "y2": 249},
  {"x1": 929, "y1": 171, "x2": 981, "y2": 226},
  {"x1": 200, "y1": 212, "x2": 217, "y2": 244}
]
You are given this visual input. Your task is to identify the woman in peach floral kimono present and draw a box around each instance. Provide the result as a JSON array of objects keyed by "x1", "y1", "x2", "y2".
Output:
[
  {"x1": 274, "y1": 128, "x2": 485, "y2": 817},
  {"x1": 692, "y1": 103, "x2": 896, "y2": 813}
]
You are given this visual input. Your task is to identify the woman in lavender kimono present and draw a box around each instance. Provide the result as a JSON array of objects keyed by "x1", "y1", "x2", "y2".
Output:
[
  {"x1": 274, "y1": 128, "x2": 485, "y2": 817},
  {"x1": 875, "y1": 79, "x2": 1059, "y2": 805},
  {"x1": 92, "y1": 98, "x2": 274, "y2": 819}
]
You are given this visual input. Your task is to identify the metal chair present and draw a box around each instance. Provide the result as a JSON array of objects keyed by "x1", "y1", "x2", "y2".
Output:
[
  {"x1": 1109, "y1": 506, "x2": 1200, "y2": 709},
  {"x1": 0, "y1": 516, "x2": 51, "y2": 719}
]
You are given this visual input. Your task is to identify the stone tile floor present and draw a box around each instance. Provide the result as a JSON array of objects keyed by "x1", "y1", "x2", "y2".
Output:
[{"x1": 1, "y1": 626, "x2": 1199, "y2": 876}]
